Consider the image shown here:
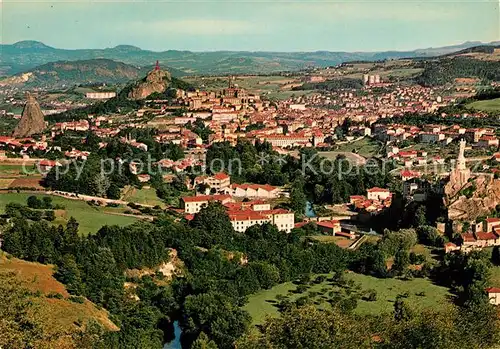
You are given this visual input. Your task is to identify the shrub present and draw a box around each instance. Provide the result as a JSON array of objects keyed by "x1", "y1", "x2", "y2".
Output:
[
  {"x1": 47, "y1": 292, "x2": 64, "y2": 299},
  {"x1": 363, "y1": 289, "x2": 377, "y2": 302},
  {"x1": 69, "y1": 296, "x2": 85, "y2": 304}
]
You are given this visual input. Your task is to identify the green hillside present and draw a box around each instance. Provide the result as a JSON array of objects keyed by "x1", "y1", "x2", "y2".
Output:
[
  {"x1": 0, "y1": 58, "x2": 188, "y2": 89},
  {"x1": 1, "y1": 40, "x2": 499, "y2": 76}
]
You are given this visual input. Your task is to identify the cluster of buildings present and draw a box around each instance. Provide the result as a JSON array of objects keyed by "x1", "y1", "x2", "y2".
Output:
[
  {"x1": 349, "y1": 187, "x2": 393, "y2": 217},
  {"x1": 446, "y1": 218, "x2": 500, "y2": 253},
  {"x1": 180, "y1": 194, "x2": 295, "y2": 233},
  {"x1": 374, "y1": 123, "x2": 498, "y2": 149}
]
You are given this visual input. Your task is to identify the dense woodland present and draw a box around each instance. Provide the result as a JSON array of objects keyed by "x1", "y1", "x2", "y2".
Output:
[{"x1": 415, "y1": 57, "x2": 500, "y2": 86}]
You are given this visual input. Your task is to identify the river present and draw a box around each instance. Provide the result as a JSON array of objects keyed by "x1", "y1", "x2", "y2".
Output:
[
  {"x1": 163, "y1": 321, "x2": 182, "y2": 349},
  {"x1": 305, "y1": 201, "x2": 316, "y2": 217}
]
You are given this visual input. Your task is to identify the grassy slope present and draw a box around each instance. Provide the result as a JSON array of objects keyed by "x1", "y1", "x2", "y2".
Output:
[
  {"x1": 467, "y1": 97, "x2": 500, "y2": 112},
  {"x1": 0, "y1": 254, "x2": 118, "y2": 332},
  {"x1": 0, "y1": 193, "x2": 137, "y2": 236},
  {"x1": 122, "y1": 186, "x2": 164, "y2": 207},
  {"x1": 243, "y1": 272, "x2": 451, "y2": 326},
  {"x1": 332, "y1": 137, "x2": 382, "y2": 157}
]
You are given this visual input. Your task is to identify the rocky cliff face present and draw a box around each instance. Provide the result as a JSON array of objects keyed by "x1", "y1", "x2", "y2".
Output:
[
  {"x1": 13, "y1": 93, "x2": 46, "y2": 137},
  {"x1": 128, "y1": 68, "x2": 171, "y2": 100},
  {"x1": 446, "y1": 174, "x2": 500, "y2": 221}
]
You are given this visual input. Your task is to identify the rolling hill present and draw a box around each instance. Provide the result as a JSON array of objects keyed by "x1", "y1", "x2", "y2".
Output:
[
  {"x1": 0, "y1": 254, "x2": 118, "y2": 347},
  {"x1": 1, "y1": 40, "x2": 499, "y2": 77},
  {"x1": 0, "y1": 58, "x2": 188, "y2": 89}
]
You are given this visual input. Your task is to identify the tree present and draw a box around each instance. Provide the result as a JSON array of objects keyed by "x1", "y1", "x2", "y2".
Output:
[
  {"x1": 106, "y1": 183, "x2": 121, "y2": 199},
  {"x1": 191, "y1": 202, "x2": 235, "y2": 248},
  {"x1": 42, "y1": 196, "x2": 53, "y2": 209},
  {"x1": 417, "y1": 225, "x2": 444, "y2": 247},
  {"x1": 237, "y1": 305, "x2": 370, "y2": 349},
  {"x1": 290, "y1": 177, "x2": 307, "y2": 215},
  {"x1": 55, "y1": 254, "x2": 84, "y2": 294},
  {"x1": 192, "y1": 332, "x2": 219, "y2": 349},
  {"x1": 27, "y1": 195, "x2": 42, "y2": 209},
  {"x1": 182, "y1": 292, "x2": 250, "y2": 349},
  {"x1": 394, "y1": 295, "x2": 412, "y2": 321},
  {"x1": 414, "y1": 205, "x2": 427, "y2": 227},
  {"x1": 493, "y1": 246, "x2": 500, "y2": 266},
  {"x1": 393, "y1": 249, "x2": 410, "y2": 275}
]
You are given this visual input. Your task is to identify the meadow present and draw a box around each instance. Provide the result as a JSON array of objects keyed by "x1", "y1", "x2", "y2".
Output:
[
  {"x1": 121, "y1": 186, "x2": 165, "y2": 207},
  {"x1": 243, "y1": 272, "x2": 451, "y2": 326},
  {"x1": 0, "y1": 254, "x2": 118, "y2": 332},
  {"x1": 467, "y1": 97, "x2": 500, "y2": 112},
  {"x1": 0, "y1": 193, "x2": 138, "y2": 236}
]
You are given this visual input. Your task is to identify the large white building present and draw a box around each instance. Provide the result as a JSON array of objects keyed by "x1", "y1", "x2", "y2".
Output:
[
  {"x1": 85, "y1": 92, "x2": 116, "y2": 99},
  {"x1": 366, "y1": 187, "x2": 392, "y2": 201},
  {"x1": 181, "y1": 194, "x2": 233, "y2": 213},
  {"x1": 224, "y1": 183, "x2": 281, "y2": 199},
  {"x1": 194, "y1": 172, "x2": 231, "y2": 191},
  {"x1": 228, "y1": 208, "x2": 294, "y2": 233}
]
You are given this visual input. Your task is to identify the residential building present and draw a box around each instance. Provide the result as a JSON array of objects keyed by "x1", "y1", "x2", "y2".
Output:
[
  {"x1": 366, "y1": 187, "x2": 391, "y2": 201},
  {"x1": 487, "y1": 288, "x2": 500, "y2": 305},
  {"x1": 181, "y1": 194, "x2": 233, "y2": 213},
  {"x1": 224, "y1": 183, "x2": 281, "y2": 199}
]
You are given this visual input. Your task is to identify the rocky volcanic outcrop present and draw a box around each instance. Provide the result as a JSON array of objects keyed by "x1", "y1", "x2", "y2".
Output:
[
  {"x1": 13, "y1": 92, "x2": 46, "y2": 137},
  {"x1": 446, "y1": 174, "x2": 500, "y2": 221},
  {"x1": 128, "y1": 68, "x2": 171, "y2": 100}
]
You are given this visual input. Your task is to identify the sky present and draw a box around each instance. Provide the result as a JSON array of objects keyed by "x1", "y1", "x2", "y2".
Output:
[{"x1": 1, "y1": 0, "x2": 499, "y2": 52}]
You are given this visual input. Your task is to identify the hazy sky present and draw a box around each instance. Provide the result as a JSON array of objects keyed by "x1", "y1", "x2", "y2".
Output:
[{"x1": 1, "y1": 0, "x2": 499, "y2": 52}]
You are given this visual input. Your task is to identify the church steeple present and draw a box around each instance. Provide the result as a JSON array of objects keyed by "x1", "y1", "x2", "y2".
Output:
[
  {"x1": 154, "y1": 60, "x2": 160, "y2": 71},
  {"x1": 457, "y1": 139, "x2": 466, "y2": 171}
]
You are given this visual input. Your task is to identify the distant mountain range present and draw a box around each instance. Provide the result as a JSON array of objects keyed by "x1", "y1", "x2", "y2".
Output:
[
  {"x1": 0, "y1": 59, "x2": 145, "y2": 89},
  {"x1": 1, "y1": 40, "x2": 499, "y2": 78},
  {"x1": 0, "y1": 58, "x2": 186, "y2": 89}
]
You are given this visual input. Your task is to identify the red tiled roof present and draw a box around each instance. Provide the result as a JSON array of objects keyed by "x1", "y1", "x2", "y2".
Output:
[
  {"x1": 335, "y1": 231, "x2": 353, "y2": 238},
  {"x1": 39, "y1": 160, "x2": 58, "y2": 166},
  {"x1": 487, "y1": 218, "x2": 500, "y2": 223},
  {"x1": 350, "y1": 195, "x2": 365, "y2": 200},
  {"x1": 476, "y1": 231, "x2": 498, "y2": 241},
  {"x1": 317, "y1": 220, "x2": 340, "y2": 229},
  {"x1": 181, "y1": 194, "x2": 231, "y2": 203},
  {"x1": 400, "y1": 170, "x2": 420, "y2": 177},
  {"x1": 461, "y1": 233, "x2": 476, "y2": 243},
  {"x1": 213, "y1": 172, "x2": 230, "y2": 180},
  {"x1": 367, "y1": 187, "x2": 389, "y2": 192},
  {"x1": 231, "y1": 183, "x2": 277, "y2": 192},
  {"x1": 486, "y1": 287, "x2": 500, "y2": 294},
  {"x1": 294, "y1": 222, "x2": 308, "y2": 229},
  {"x1": 228, "y1": 212, "x2": 268, "y2": 221}
]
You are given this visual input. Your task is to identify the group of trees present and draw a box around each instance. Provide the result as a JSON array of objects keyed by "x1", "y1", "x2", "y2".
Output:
[
  {"x1": 377, "y1": 111, "x2": 500, "y2": 129},
  {"x1": 44, "y1": 127, "x2": 187, "y2": 198},
  {"x1": 3, "y1": 194, "x2": 500, "y2": 348},
  {"x1": 237, "y1": 298, "x2": 500, "y2": 349},
  {"x1": 415, "y1": 57, "x2": 500, "y2": 87},
  {"x1": 0, "y1": 199, "x2": 351, "y2": 349},
  {"x1": 206, "y1": 140, "x2": 395, "y2": 206},
  {"x1": 43, "y1": 154, "x2": 135, "y2": 198},
  {"x1": 4, "y1": 196, "x2": 59, "y2": 222}
]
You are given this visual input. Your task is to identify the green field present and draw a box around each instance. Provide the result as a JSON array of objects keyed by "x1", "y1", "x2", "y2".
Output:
[
  {"x1": 467, "y1": 98, "x2": 500, "y2": 112},
  {"x1": 122, "y1": 186, "x2": 164, "y2": 207},
  {"x1": 490, "y1": 265, "x2": 500, "y2": 287},
  {"x1": 332, "y1": 137, "x2": 382, "y2": 158},
  {"x1": 0, "y1": 193, "x2": 138, "y2": 236},
  {"x1": 243, "y1": 272, "x2": 451, "y2": 325},
  {"x1": 0, "y1": 163, "x2": 34, "y2": 175}
]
